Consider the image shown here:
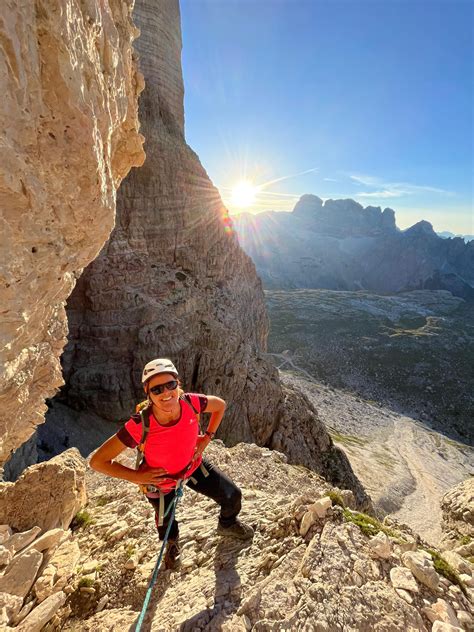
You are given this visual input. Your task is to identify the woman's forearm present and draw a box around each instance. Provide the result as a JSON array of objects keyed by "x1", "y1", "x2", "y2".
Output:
[
  {"x1": 206, "y1": 409, "x2": 225, "y2": 435},
  {"x1": 90, "y1": 458, "x2": 139, "y2": 483}
]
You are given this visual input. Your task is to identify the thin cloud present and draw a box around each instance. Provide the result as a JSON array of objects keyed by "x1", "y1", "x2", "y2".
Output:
[
  {"x1": 349, "y1": 173, "x2": 454, "y2": 197},
  {"x1": 259, "y1": 167, "x2": 319, "y2": 188},
  {"x1": 256, "y1": 190, "x2": 301, "y2": 198},
  {"x1": 356, "y1": 190, "x2": 405, "y2": 199},
  {"x1": 349, "y1": 174, "x2": 380, "y2": 187},
  {"x1": 220, "y1": 187, "x2": 300, "y2": 199}
]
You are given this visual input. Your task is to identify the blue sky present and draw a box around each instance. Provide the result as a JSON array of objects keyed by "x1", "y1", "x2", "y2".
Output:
[{"x1": 180, "y1": 0, "x2": 473, "y2": 234}]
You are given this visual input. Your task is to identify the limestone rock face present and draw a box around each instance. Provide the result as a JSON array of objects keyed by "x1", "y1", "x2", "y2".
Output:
[
  {"x1": 270, "y1": 384, "x2": 370, "y2": 510},
  {"x1": 55, "y1": 0, "x2": 368, "y2": 506},
  {"x1": 0, "y1": 0, "x2": 145, "y2": 466},
  {"x1": 440, "y1": 477, "x2": 474, "y2": 551},
  {"x1": 441, "y1": 478, "x2": 474, "y2": 536},
  {"x1": 62, "y1": 0, "x2": 269, "y2": 426},
  {"x1": 0, "y1": 449, "x2": 86, "y2": 532},
  {"x1": 293, "y1": 194, "x2": 397, "y2": 236}
]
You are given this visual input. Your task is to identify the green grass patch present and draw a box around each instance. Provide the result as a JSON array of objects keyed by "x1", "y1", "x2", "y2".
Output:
[
  {"x1": 96, "y1": 496, "x2": 110, "y2": 507},
  {"x1": 330, "y1": 431, "x2": 368, "y2": 448},
  {"x1": 125, "y1": 544, "x2": 136, "y2": 559},
  {"x1": 78, "y1": 577, "x2": 95, "y2": 588},
  {"x1": 343, "y1": 509, "x2": 401, "y2": 539},
  {"x1": 374, "y1": 451, "x2": 397, "y2": 471},
  {"x1": 344, "y1": 509, "x2": 405, "y2": 543},
  {"x1": 458, "y1": 535, "x2": 472, "y2": 546},
  {"x1": 72, "y1": 510, "x2": 93, "y2": 529},
  {"x1": 425, "y1": 549, "x2": 467, "y2": 596},
  {"x1": 328, "y1": 490, "x2": 345, "y2": 508},
  {"x1": 444, "y1": 437, "x2": 467, "y2": 449}
]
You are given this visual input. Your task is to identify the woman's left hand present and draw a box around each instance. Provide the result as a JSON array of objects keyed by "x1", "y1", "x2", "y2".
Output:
[{"x1": 193, "y1": 434, "x2": 211, "y2": 461}]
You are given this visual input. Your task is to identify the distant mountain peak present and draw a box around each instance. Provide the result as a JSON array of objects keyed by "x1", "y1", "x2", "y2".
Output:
[
  {"x1": 405, "y1": 220, "x2": 436, "y2": 237},
  {"x1": 290, "y1": 194, "x2": 396, "y2": 236},
  {"x1": 293, "y1": 194, "x2": 324, "y2": 216}
]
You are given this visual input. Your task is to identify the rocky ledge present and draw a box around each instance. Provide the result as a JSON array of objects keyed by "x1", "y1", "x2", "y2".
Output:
[{"x1": 1, "y1": 443, "x2": 472, "y2": 631}]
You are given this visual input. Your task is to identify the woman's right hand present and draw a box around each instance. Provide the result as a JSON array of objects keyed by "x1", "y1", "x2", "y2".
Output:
[{"x1": 131, "y1": 465, "x2": 168, "y2": 486}]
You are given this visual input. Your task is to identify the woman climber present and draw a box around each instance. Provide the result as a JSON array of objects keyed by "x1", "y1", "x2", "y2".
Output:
[{"x1": 90, "y1": 358, "x2": 254, "y2": 570}]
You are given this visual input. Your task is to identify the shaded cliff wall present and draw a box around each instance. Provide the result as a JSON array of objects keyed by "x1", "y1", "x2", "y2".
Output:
[
  {"x1": 0, "y1": 0, "x2": 144, "y2": 466},
  {"x1": 59, "y1": 0, "x2": 370, "y2": 508},
  {"x1": 62, "y1": 0, "x2": 277, "y2": 444}
]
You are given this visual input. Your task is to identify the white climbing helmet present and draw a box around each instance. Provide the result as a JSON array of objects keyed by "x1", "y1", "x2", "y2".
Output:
[{"x1": 141, "y1": 358, "x2": 179, "y2": 384}]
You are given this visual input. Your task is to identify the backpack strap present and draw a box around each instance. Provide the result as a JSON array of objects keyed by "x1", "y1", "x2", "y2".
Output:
[
  {"x1": 180, "y1": 393, "x2": 202, "y2": 433},
  {"x1": 135, "y1": 405, "x2": 151, "y2": 471},
  {"x1": 180, "y1": 393, "x2": 199, "y2": 415}
]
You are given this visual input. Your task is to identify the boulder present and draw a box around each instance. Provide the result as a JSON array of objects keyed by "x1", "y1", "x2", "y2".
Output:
[
  {"x1": 3, "y1": 526, "x2": 41, "y2": 555},
  {"x1": 21, "y1": 528, "x2": 68, "y2": 556},
  {"x1": 33, "y1": 539, "x2": 80, "y2": 602},
  {"x1": 390, "y1": 566, "x2": 419, "y2": 593},
  {"x1": 309, "y1": 497, "x2": 332, "y2": 519},
  {"x1": 16, "y1": 591, "x2": 67, "y2": 632},
  {"x1": 369, "y1": 532, "x2": 392, "y2": 559},
  {"x1": 0, "y1": 449, "x2": 86, "y2": 532},
  {"x1": 440, "y1": 478, "x2": 474, "y2": 549},
  {"x1": 0, "y1": 526, "x2": 12, "y2": 544},
  {"x1": 431, "y1": 623, "x2": 463, "y2": 632},
  {"x1": 0, "y1": 549, "x2": 43, "y2": 598},
  {"x1": 441, "y1": 550, "x2": 472, "y2": 576},
  {"x1": 402, "y1": 551, "x2": 439, "y2": 591},
  {"x1": 0, "y1": 546, "x2": 12, "y2": 567},
  {"x1": 300, "y1": 511, "x2": 316, "y2": 537},
  {"x1": 11, "y1": 598, "x2": 36, "y2": 626},
  {"x1": 0, "y1": 592, "x2": 23, "y2": 625},
  {"x1": 422, "y1": 598, "x2": 460, "y2": 626}
]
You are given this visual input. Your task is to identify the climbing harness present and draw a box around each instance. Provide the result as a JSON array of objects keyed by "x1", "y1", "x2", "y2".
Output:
[
  {"x1": 134, "y1": 394, "x2": 209, "y2": 525},
  {"x1": 134, "y1": 479, "x2": 185, "y2": 632}
]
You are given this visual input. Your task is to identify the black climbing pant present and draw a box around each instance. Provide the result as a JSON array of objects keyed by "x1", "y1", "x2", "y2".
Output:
[{"x1": 146, "y1": 458, "x2": 242, "y2": 541}]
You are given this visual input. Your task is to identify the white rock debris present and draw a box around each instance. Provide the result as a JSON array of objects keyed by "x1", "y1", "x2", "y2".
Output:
[{"x1": 2, "y1": 442, "x2": 471, "y2": 631}]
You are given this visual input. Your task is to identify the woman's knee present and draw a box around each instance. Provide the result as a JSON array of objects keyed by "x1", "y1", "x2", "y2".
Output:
[{"x1": 222, "y1": 483, "x2": 241, "y2": 512}]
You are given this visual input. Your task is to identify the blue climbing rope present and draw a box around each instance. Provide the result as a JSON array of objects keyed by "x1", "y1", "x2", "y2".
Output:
[{"x1": 135, "y1": 481, "x2": 185, "y2": 632}]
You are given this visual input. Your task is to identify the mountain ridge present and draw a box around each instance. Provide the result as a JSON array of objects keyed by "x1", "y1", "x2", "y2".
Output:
[{"x1": 233, "y1": 194, "x2": 474, "y2": 300}]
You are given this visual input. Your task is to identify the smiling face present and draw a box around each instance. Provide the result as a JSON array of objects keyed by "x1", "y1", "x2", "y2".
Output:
[{"x1": 146, "y1": 372, "x2": 180, "y2": 415}]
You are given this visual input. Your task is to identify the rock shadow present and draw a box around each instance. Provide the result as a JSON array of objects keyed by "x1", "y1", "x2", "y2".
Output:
[
  {"x1": 178, "y1": 536, "x2": 249, "y2": 631},
  {"x1": 127, "y1": 536, "x2": 249, "y2": 632},
  {"x1": 128, "y1": 559, "x2": 172, "y2": 632}
]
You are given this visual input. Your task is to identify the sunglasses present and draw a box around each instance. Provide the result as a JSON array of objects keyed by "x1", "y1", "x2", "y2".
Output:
[{"x1": 149, "y1": 380, "x2": 178, "y2": 395}]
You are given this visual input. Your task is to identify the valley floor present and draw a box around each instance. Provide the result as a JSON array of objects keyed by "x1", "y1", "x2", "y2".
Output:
[{"x1": 278, "y1": 366, "x2": 473, "y2": 546}]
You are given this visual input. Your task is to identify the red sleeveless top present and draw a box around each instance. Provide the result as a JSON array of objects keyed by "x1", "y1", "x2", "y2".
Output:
[{"x1": 116, "y1": 393, "x2": 208, "y2": 493}]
